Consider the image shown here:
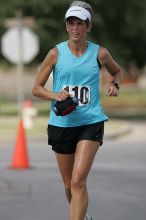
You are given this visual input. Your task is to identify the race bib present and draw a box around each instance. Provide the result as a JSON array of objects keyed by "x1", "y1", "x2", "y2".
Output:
[{"x1": 63, "y1": 85, "x2": 90, "y2": 106}]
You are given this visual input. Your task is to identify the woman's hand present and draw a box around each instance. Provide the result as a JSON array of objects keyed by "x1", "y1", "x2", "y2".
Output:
[
  {"x1": 54, "y1": 89, "x2": 70, "y2": 101},
  {"x1": 106, "y1": 84, "x2": 119, "y2": 97}
]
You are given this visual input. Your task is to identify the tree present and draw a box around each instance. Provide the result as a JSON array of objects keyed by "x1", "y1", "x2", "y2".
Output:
[
  {"x1": 89, "y1": 0, "x2": 146, "y2": 69},
  {"x1": 0, "y1": 0, "x2": 146, "y2": 71}
]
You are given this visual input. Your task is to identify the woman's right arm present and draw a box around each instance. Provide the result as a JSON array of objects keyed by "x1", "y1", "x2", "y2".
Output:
[
  {"x1": 32, "y1": 47, "x2": 69, "y2": 101},
  {"x1": 32, "y1": 47, "x2": 57, "y2": 100}
]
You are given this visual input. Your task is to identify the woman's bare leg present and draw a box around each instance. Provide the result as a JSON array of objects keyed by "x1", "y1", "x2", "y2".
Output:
[
  {"x1": 70, "y1": 140, "x2": 100, "y2": 220},
  {"x1": 55, "y1": 153, "x2": 75, "y2": 203}
]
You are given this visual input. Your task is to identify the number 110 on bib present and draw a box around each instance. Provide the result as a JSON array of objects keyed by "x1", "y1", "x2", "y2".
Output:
[{"x1": 63, "y1": 85, "x2": 90, "y2": 106}]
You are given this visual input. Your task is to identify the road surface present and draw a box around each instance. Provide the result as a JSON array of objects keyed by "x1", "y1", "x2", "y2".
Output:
[{"x1": 0, "y1": 121, "x2": 146, "y2": 220}]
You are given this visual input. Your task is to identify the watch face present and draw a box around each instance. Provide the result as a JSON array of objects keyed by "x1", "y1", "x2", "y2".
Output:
[{"x1": 114, "y1": 80, "x2": 119, "y2": 85}]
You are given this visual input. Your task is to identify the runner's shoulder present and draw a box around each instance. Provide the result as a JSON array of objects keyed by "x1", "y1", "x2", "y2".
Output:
[{"x1": 46, "y1": 47, "x2": 58, "y2": 65}]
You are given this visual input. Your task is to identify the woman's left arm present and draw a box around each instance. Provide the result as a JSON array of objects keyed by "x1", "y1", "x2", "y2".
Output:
[{"x1": 98, "y1": 47, "x2": 123, "y2": 97}]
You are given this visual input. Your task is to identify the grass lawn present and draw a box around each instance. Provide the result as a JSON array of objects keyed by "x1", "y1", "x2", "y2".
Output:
[
  {"x1": 0, "y1": 87, "x2": 146, "y2": 120},
  {"x1": 101, "y1": 87, "x2": 146, "y2": 108},
  {"x1": 1, "y1": 87, "x2": 145, "y2": 141},
  {"x1": 0, "y1": 116, "x2": 48, "y2": 141}
]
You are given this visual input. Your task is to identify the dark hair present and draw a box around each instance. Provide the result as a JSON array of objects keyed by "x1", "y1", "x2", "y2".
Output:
[{"x1": 69, "y1": 1, "x2": 93, "y2": 17}]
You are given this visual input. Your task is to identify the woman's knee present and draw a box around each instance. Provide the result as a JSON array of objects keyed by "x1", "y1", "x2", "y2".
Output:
[{"x1": 71, "y1": 175, "x2": 86, "y2": 190}]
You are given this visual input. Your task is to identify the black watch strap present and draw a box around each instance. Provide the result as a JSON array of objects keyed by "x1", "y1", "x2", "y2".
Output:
[{"x1": 111, "y1": 80, "x2": 120, "y2": 89}]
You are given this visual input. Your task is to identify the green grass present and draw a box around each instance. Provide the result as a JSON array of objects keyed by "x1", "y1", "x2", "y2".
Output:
[
  {"x1": 101, "y1": 87, "x2": 146, "y2": 120},
  {"x1": 0, "y1": 101, "x2": 51, "y2": 116},
  {"x1": 1, "y1": 87, "x2": 145, "y2": 141},
  {"x1": 0, "y1": 116, "x2": 48, "y2": 141},
  {"x1": 101, "y1": 87, "x2": 146, "y2": 108},
  {"x1": 0, "y1": 88, "x2": 145, "y2": 119}
]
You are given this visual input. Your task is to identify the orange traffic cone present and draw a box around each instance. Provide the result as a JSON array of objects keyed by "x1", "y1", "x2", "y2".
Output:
[{"x1": 9, "y1": 119, "x2": 31, "y2": 169}]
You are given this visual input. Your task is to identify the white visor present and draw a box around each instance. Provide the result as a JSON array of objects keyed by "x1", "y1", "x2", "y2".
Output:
[{"x1": 65, "y1": 6, "x2": 91, "y2": 22}]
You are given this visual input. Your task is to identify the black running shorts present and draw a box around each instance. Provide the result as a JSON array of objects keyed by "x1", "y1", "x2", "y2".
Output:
[{"x1": 47, "y1": 121, "x2": 104, "y2": 154}]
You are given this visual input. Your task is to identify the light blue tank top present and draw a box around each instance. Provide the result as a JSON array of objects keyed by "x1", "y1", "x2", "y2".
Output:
[{"x1": 48, "y1": 41, "x2": 108, "y2": 127}]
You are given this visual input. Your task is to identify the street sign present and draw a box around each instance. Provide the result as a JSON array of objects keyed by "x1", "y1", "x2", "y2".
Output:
[
  {"x1": 1, "y1": 26, "x2": 39, "y2": 64},
  {"x1": 1, "y1": 23, "x2": 40, "y2": 117}
]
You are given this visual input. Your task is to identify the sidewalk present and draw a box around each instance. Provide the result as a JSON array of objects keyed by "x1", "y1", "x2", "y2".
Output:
[{"x1": 104, "y1": 119, "x2": 132, "y2": 139}]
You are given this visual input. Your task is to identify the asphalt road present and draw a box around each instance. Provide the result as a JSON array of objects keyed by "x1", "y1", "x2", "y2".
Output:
[{"x1": 0, "y1": 121, "x2": 146, "y2": 220}]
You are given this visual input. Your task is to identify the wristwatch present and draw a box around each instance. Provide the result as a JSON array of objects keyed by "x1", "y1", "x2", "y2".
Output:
[{"x1": 110, "y1": 80, "x2": 120, "y2": 89}]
